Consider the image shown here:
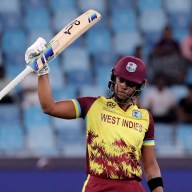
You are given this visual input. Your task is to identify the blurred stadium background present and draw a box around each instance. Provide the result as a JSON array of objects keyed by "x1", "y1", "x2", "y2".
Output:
[{"x1": 0, "y1": 0, "x2": 192, "y2": 191}]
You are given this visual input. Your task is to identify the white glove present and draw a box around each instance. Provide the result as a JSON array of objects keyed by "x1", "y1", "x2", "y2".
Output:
[{"x1": 25, "y1": 37, "x2": 50, "y2": 76}]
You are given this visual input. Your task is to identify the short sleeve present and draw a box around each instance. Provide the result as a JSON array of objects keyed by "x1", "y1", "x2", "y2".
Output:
[
  {"x1": 72, "y1": 97, "x2": 97, "y2": 118},
  {"x1": 143, "y1": 111, "x2": 155, "y2": 146}
]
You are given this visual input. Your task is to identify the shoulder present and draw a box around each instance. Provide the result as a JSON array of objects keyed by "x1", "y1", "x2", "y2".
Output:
[
  {"x1": 76, "y1": 96, "x2": 100, "y2": 104},
  {"x1": 136, "y1": 104, "x2": 149, "y2": 112},
  {"x1": 136, "y1": 105, "x2": 153, "y2": 120},
  {"x1": 138, "y1": 106, "x2": 154, "y2": 129},
  {"x1": 74, "y1": 96, "x2": 102, "y2": 118}
]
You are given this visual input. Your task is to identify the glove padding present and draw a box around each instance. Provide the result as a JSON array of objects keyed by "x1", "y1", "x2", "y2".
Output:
[{"x1": 25, "y1": 37, "x2": 50, "y2": 76}]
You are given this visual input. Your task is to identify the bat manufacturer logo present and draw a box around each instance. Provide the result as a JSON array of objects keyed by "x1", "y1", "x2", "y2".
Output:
[
  {"x1": 63, "y1": 20, "x2": 80, "y2": 35},
  {"x1": 88, "y1": 13, "x2": 97, "y2": 23}
]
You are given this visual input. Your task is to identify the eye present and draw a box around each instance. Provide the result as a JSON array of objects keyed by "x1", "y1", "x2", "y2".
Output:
[
  {"x1": 126, "y1": 82, "x2": 138, "y2": 88},
  {"x1": 117, "y1": 77, "x2": 139, "y2": 88},
  {"x1": 118, "y1": 77, "x2": 125, "y2": 83}
]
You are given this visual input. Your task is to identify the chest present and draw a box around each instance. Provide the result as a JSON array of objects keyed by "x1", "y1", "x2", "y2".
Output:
[{"x1": 85, "y1": 104, "x2": 148, "y2": 147}]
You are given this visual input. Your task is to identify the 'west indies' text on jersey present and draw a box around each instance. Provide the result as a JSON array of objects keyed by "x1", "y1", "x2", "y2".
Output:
[{"x1": 72, "y1": 96, "x2": 155, "y2": 180}]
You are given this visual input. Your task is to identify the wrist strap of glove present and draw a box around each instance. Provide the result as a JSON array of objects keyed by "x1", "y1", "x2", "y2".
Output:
[
  {"x1": 147, "y1": 177, "x2": 163, "y2": 191},
  {"x1": 37, "y1": 64, "x2": 50, "y2": 76}
]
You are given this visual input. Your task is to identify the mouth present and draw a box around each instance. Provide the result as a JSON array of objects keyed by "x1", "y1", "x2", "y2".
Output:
[{"x1": 116, "y1": 90, "x2": 128, "y2": 98}]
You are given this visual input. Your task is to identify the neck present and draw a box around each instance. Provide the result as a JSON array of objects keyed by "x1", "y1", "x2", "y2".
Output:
[
  {"x1": 119, "y1": 103, "x2": 133, "y2": 111},
  {"x1": 112, "y1": 96, "x2": 134, "y2": 111}
]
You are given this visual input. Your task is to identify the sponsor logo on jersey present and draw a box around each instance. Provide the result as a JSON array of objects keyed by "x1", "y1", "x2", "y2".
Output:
[
  {"x1": 107, "y1": 101, "x2": 116, "y2": 108},
  {"x1": 132, "y1": 110, "x2": 142, "y2": 118},
  {"x1": 126, "y1": 62, "x2": 137, "y2": 72}
]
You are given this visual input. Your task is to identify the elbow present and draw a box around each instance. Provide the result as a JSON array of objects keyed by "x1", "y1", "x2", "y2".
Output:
[
  {"x1": 42, "y1": 107, "x2": 51, "y2": 115},
  {"x1": 41, "y1": 104, "x2": 54, "y2": 116}
]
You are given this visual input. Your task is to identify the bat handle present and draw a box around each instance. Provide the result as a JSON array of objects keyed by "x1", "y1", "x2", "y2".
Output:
[
  {"x1": 28, "y1": 46, "x2": 54, "y2": 72},
  {"x1": 0, "y1": 66, "x2": 33, "y2": 100}
]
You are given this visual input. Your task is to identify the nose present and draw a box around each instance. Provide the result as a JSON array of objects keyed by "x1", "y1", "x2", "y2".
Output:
[{"x1": 118, "y1": 82, "x2": 128, "y2": 89}]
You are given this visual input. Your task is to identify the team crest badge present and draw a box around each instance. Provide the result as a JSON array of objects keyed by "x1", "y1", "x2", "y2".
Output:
[
  {"x1": 132, "y1": 110, "x2": 142, "y2": 118},
  {"x1": 126, "y1": 62, "x2": 137, "y2": 72}
]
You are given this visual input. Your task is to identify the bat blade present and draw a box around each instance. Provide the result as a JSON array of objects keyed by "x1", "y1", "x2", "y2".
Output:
[
  {"x1": 30, "y1": 9, "x2": 102, "y2": 71},
  {"x1": 0, "y1": 9, "x2": 101, "y2": 100}
]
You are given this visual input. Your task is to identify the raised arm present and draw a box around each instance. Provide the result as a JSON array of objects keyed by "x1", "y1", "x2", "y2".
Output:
[
  {"x1": 25, "y1": 37, "x2": 76, "y2": 119},
  {"x1": 38, "y1": 74, "x2": 76, "y2": 119}
]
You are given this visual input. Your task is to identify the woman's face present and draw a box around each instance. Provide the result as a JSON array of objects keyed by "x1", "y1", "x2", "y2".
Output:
[{"x1": 114, "y1": 77, "x2": 139, "y2": 100}]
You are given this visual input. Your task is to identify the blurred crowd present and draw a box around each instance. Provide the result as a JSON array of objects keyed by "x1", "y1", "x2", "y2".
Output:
[
  {"x1": 138, "y1": 24, "x2": 192, "y2": 125},
  {"x1": 0, "y1": 23, "x2": 192, "y2": 125},
  {"x1": 0, "y1": 17, "x2": 192, "y2": 118}
]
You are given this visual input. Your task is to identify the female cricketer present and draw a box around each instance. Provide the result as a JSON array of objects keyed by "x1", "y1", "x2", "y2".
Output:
[{"x1": 25, "y1": 37, "x2": 164, "y2": 192}]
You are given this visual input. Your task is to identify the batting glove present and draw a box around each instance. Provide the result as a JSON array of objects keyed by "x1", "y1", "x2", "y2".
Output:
[{"x1": 25, "y1": 37, "x2": 50, "y2": 76}]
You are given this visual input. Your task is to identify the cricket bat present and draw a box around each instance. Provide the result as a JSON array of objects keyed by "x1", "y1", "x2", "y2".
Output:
[{"x1": 0, "y1": 9, "x2": 101, "y2": 100}]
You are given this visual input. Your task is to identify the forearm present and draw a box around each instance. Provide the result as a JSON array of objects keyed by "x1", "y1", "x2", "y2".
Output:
[
  {"x1": 145, "y1": 160, "x2": 161, "y2": 180},
  {"x1": 38, "y1": 74, "x2": 55, "y2": 113},
  {"x1": 144, "y1": 161, "x2": 164, "y2": 192}
]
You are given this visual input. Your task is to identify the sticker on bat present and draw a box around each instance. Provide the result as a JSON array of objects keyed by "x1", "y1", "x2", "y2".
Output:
[
  {"x1": 63, "y1": 20, "x2": 81, "y2": 35},
  {"x1": 44, "y1": 47, "x2": 54, "y2": 62},
  {"x1": 88, "y1": 13, "x2": 98, "y2": 23}
]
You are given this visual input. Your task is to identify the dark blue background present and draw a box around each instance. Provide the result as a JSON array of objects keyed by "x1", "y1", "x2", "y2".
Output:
[{"x1": 0, "y1": 169, "x2": 191, "y2": 192}]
